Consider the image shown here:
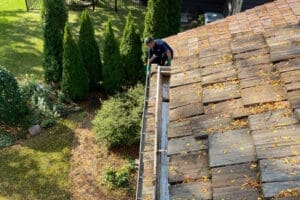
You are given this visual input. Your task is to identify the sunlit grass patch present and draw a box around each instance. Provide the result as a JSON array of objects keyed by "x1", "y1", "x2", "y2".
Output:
[{"x1": 0, "y1": 116, "x2": 77, "y2": 200}]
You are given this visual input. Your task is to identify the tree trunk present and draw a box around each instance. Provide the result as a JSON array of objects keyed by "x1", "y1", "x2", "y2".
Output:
[
  {"x1": 92, "y1": 0, "x2": 95, "y2": 11},
  {"x1": 114, "y1": 0, "x2": 118, "y2": 12},
  {"x1": 25, "y1": 0, "x2": 29, "y2": 11}
]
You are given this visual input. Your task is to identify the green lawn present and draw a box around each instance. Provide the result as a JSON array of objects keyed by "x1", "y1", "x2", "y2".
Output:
[
  {"x1": 0, "y1": 0, "x2": 145, "y2": 82},
  {"x1": 0, "y1": 116, "x2": 76, "y2": 200},
  {"x1": 0, "y1": 1, "x2": 145, "y2": 199},
  {"x1": 0, "y1": 0, "x2": 43, "y2": 81}
]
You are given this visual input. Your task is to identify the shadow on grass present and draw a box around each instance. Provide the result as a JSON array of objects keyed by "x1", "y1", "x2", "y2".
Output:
[
  {"x1": 0, "y1": 121, "x2": 74, "y2": 199},
  {"x1": 0, "y1": 10, "x2": 43, "y2": 80},
  {"x1": 0, "y1": 150, "x2": 70, "y2": 199},
  {"x1": 68, "y1": 5, "x2": 145, "y2": 48},
  {"x1": 109, "y1": 142, "x2": 139, "y2": 160},
  {"x1": 23, "y1": 121, "x2": 74, "y2": 153},
  {"x1": 93, "y1": 6, "x2": 145, "y2": 36}
]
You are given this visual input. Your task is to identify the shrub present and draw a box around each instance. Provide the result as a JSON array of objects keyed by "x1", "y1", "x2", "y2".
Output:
[
  {"x1": 198, "y1": 15, "x2": 204, "y2": 26},
  {"x1": 143, "y1": 0, "x2": 169, "y2": 39},
  {"x1": 42, "y1": 0, "x2": 68, "y2": 83},
  {"x1": 61, "y1": 25, "x2": 89, "y2": 100},
  {"x1": 103, "y1": 160, "x2": 134, "y2": 189},
  {"x1": 120, "y1": 12, "x2": 144, "y2": 86},
  {"x1": 102, "y1": 21, "x2": 123, "y2": 93},
  {"x1": 78, "y1": 10, "x2": 102, "y2": 88},
  {"x1": 167, "y1": 0, "x2": 182, "y2": 35},
  {"x1": 21, "y1": 76, "x2": 80, "y2": 128},
  {"x1": 92, "y1": 84, "x2": 144, "y2": 148},
  {"x1": 0, "y1": 130, "x2": 15, "y2": 148},
  {"x1": 22, "y1": 81, "x2": 59, "y2": 127},
  {"x1": 0, "y1": 66, "x2": 27, "y2": 125}
]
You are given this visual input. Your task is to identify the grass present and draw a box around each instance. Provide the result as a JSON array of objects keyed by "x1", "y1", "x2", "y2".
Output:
[
  {"x1": 0, "y1": 0, "x2": 145, "y2": 82},
  {"x1": 0, "y1": 1, "x2": 145, "y2": 199},
  {"x1": 0, "y1": 116, "x2": 76, "y2": 200},
  {"x1": 0, "y1": 0, "x2": 44, "y2": 81}
]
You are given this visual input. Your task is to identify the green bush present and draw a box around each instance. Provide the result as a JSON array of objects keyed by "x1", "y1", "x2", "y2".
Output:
[
  {"x1": 22, "y1": 82, "x2": 59, "y2": 127},
  {"x1": 0, "y1": 66, "x2": 27, "y2": 125},
  {"x1": 103, "y1": 160, "x2": 134, "y2": 189},
  {"x1": 21, "y1": 75, "x2": 78, "y2": 128},
  {"x1": 92, "y1": 84, "x2": 144, "y2": 148},
  {"x1": 102, "y1": 20, "x2": 123, "y2": 93},
  {"x1": 78, "y1": 10, "x2": 102, "y2": 88},
  {"x1": 61, "y1": 25, "x2": 89, "y2": 100},
  {"x1": 42, "y1": 0, "x2": 68, "y2": 83},
  {"x1": 120, "y1": 12, "x2": 144, "y2": 86}
]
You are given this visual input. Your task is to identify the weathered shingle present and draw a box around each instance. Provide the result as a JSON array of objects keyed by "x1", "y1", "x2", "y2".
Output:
[{"x1": 138, "y1": 0, "x2": 300, "y2": 199}]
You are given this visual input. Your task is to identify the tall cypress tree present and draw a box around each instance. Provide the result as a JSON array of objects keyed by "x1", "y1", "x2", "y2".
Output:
[
  {"x1": 78, "y1": 9, "x2": 102, "y2": 88},
  {"x1": 102, "y1": 21, "x2": 123, "y2": 93},
  {"x1": 143, "y1": 0, "x2": 169, "y2": 39},
  {"x1": 168, "y1": 0, "x2": 182, "y2": 35},
  {"x1": 120, "y1": 12, "x2": 144, "y2": 86},
  {"x1": 42, "y1": 0, "x2": 68, "y2": 83},
  {"x1": 61, "y1": 25, "x2": 89, "y2": 100}
]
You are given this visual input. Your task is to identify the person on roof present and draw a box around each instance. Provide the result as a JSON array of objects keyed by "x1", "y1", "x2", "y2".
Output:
[{"x1": 145, "y1": 37, "x2": 173, "y2": 72}]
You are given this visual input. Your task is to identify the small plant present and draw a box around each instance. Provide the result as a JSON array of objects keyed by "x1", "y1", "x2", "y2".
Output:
[
  {"x1": 41, "y1": 118, "x2": 56, "y2": 128},
  {"x1": 30, "y1": 85, "x2": 59, "y2": 123},
  {"x1": 103, "y1": 160, "x2": 134, "y2": 189},
  {"x1": 0, "y1": 130, "x2": 15, "y2": 148},
  {"x1": 21, "y1": 75, "x2": 79, "y2": 128},
  {"x1": 198, "y1": 15, "x2": 204, "y2": 26}
]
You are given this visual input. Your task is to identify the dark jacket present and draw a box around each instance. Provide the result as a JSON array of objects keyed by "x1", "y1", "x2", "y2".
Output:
[{"x1": 148, "y1": 39, "x2": 173, "y2": 60}]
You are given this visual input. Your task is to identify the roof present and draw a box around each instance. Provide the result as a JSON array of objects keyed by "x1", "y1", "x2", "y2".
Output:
[{"x1": 137, "y1": 0, "x2": 300, "y2": 199}]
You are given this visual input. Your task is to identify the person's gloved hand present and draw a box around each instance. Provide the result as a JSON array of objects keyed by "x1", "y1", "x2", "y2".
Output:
[
  {"x1": 146, "y1": 65, "x2": 150, "y2": 72},
  {"x1": 167, "y1": 58, "x2": 172, "y2": 66}
]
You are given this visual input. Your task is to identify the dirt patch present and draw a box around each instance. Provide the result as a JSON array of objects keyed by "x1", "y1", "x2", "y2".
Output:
[
  {"x1": 69, "y1": 92, "x2": 138, "y2": 200},
  {"x1": 69, "y1": 117, "x2": 104, "y2": 199}
]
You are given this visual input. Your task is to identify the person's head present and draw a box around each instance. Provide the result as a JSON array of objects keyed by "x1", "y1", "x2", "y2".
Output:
[{"x1": 145, "y1": 37, "x2": 155, "y2": 48}]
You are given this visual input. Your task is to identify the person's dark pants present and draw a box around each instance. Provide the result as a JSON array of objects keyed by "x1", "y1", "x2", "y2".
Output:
[{"x1": 151, "y1": 52, "x2": 173, "y2": 66}]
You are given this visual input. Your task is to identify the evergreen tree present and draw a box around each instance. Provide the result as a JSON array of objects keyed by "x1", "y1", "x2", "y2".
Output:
[
  {"x1": 120, "y1": 12, "x2": 144, "y2": 86},
  {"x1": 61, "y1": 25, "x2": 89, "y2": 100},
  {"x1": 42, "y1": 0, "x2": 68, "y2": 83},
  {"x1": 0, "y1": 66, "x2": 27, "y2": 125},
  {"x1": 168, "y1": 0, "x2": 182, "y2": 35},
  {"x1": 102, "y1": 21, "x2": 123, "y2": 93},
  {"x1": 78, "y1": 10, "x2": 102, "y2": 88},
  {"x1": 143, "y1": 0, "x2": 169, "y2": 39}
]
